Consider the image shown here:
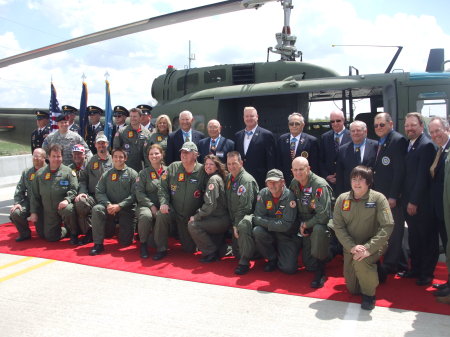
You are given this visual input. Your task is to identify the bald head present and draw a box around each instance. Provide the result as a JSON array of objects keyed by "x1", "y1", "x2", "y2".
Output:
[
  {"x1": 32, "y1": 148, "x2": 46, "y2": 169},
  {"x1": 291, "y1": 156, "x2": 310, "y2": 184}
]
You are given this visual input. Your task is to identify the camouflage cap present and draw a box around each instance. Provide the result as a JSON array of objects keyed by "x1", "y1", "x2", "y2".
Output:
[
  {"x1": 180, "y1": 141, "x2": 198, "y2": 152},
  {"x1": 265, "y1": 169, "x2": 284, "y2": 182}
]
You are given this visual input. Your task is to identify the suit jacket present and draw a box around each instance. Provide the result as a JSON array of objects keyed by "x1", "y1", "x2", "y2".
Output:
[
  {"x1": 31, "y1": 124, "x2": 51, "y2": 153},
  {"x1": 165, "y1": 128, "x2": 205, "y2": 164},
  {"x1": 198, "y1": 136, "x2": 235, "y2": 164},
  {"x1": 403, "y1": 133, "x2": 436, "y2": 207},
  {"x1": 319, "y1": 128, "x2": 351, "y2": 180},
  {"x1": 336, "y1": 138, "x2": 378, "y2": 196},
  {"x1": 235, "y1": 126, "x2": 276, "y2": 189},
  {"x1": 373, "y1": 130, "x2": 408, "y2": 200},
  {"x1": 276, "y1": 132, "x2": 320, "y2": 184},
  {"x1": 430, "y1": 140, "x2": 450, "y2": 220},
  {"x1": 85, "y1": 122, "x2": 104, "y2": 154}
]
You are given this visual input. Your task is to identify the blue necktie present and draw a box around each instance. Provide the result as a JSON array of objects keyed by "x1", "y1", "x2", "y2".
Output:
[
  {"x1": 290, "y1": 138, "x2": 298, "y2": 159},
  {"x1": 245, "y1": 131, "x2": 253, "y2": 138},
  {"x1": 182, "y1": 131, "x2": 190, "y2": 142}
]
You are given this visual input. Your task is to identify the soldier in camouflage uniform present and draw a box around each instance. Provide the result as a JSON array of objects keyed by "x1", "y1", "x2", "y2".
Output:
[
  {"x1": 75, "y1": 133, "x2": 113, "y2": 245},
  {"x1": 85, "y1": 105, "x2": 105, "y2": 154},
  {"x1": 29, "y1": 144, "x2": 78, "y2": 242},
  {"x1": 332, "y1": 165, "x2": 394, "y2": 310},
  {"x1": 290, "y1": 156, "x2": 333, "y2": 288},
  {"x1": 135, "y1": 144, "x2": 166, "y2": 258},
  {"x1": 62, "y1": 105, "x2": 81, "y2": 134},
  {"x1": 113, "y1": 107, "x2": 151, "y2": 173},
  {"x1": 253, "y1": 169, "x2": 299, "y2": 274},
  {"x1": 89, "y1": 148, "x2": 138, "y2": 255},
  {"x1": 10, "y1": 148, "x2": 46, "y2": 241},
  {"x1": 188, "y1": 154, "x2": 230, "y2": 263},
  {"x1": 224, "y1": 151, "x2": 259, "y2": 275},
  {"x1": 31, "y1": 110, "x2": 51, "y2": 153},
  {"x1": 152, "y1": 142, "x2": 208, "y2": 261},
  {"x1": 67, "y1": 144, "x2": 87, "y2": 181},
  {"x1": 42, "y1": 113, "x2": 92, "y2": 165}
]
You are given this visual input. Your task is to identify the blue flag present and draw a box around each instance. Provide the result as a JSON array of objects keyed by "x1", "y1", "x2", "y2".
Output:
[
  {"x1": 104, "y1": 80, "x2": 113, "y2": 143},
  {"x1": 49, "y1": 82, "x2": 61, "y2": 133},
  {"x1": 79, "y1": 82, "x2": 88, "y2": 137}
]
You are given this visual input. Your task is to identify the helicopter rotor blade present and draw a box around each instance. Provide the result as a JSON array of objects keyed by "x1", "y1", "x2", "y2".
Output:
[{"x1": 0, "y1": 0, "x2": 276, "y2": 68}]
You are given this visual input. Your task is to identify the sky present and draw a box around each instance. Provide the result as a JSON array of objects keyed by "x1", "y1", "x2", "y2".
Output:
[{"x1": 0, "y1": 0, "x2": 449, "y2": 110}]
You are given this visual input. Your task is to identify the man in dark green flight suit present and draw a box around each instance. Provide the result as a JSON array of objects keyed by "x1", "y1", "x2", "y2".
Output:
[
  {"x1": 153, "y1": 142, "x2": 207, "y2": 260},
  {"x1": 290, "y1": 156, "x2": 333, "y2": 288},
  {"x1": 89, "y1": 147, "x2": 138, "y2": 255}
]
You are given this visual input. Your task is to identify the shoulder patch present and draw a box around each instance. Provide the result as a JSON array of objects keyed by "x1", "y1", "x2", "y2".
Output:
[
  {"x1": 266, "y1": 200, "x2": 273, "y2": 210},
  {"x1": 208, "y1": 183, "x2": 215, "y2": 191},
  {"x1": 136, "y1": 177, "x2": 140, "y2": 183},
  {"x1": 315, "y1": 187, "x2": 323, "y2": 199},
  {"x1": 237, "y1": 185, "x2": 246, "y2": 196},
  {"x1": 257, "y1": 194, "x2": 261, "y2": 201},
  {"x1": 290, "y1": 200, "x2": 296, "y2": 208},
  {"x1": 342, "y1": 199, "x2": 351, "y2": 211}
]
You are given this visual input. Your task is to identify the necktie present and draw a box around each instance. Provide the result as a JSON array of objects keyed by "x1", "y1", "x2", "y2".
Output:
[
  {"x1": 210, "y1": 138, "x2": 217, "y2": 152},
  {"x1": 245, "y1": 130, "x2": 253, "y2": 138},
  {"x1": 354, "y1": 145, "x2": 361, "y2": 164},
  {"x1": 290, "y1": 138, "x2": 298, "y2": 159},
  {"x1": 407, "y1": 141, "x2": 413, "y2": 152},
  {"x1": 376, "y1": 144, "x2": 382, "y2": 161},
  {"x1": 430, "y1": 147, "x2": 443, "y2": 178},
  {"x1": 183, "y1": 131, "x2": 190, "y2": 142},
  {"x1": 334, "y1": 134, "x2": 340, "y2": 152}
]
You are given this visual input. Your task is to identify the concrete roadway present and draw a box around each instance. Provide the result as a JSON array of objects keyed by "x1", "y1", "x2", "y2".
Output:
[{"x1": 1, "y1": 172, "x2": 449, "y2": 336}]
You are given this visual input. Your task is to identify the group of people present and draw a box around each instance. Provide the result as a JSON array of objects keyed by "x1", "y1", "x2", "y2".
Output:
[{"x1": 11, "y1": 105, "x2": 450, "y2": 310}]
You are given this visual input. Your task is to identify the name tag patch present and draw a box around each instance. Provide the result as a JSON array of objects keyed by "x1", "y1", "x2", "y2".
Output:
[{"x1": 365, "y1": 202, "x2": 376, "y2": 208}]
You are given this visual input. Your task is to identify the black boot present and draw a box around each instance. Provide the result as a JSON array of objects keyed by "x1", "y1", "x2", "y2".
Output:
[
  {"x1": 70, "y1": 234, "x2": 80, "y2": 245},
  {"x1": 310, "y1": 260, "x2": 326, "y2": 288},
  {"x1": 89, "y1": 243, "x2": 104, "y2": 256},
  {"x1": 81, "y1": 229, "x2": 93, "y2": 245},
  {"x1": 140, "y1": 243, "x2": 149, "y2": 259},
  {"x1": 361, "y1": 294, "x2": 376, "y2": 310}
]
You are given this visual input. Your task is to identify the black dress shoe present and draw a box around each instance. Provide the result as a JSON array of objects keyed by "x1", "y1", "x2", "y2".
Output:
[
  {"x1": 416, "y1": 276, "x2": 433, "y2": 286},
  {"x1": 432, "y1": 282, "x2": 449, "y2": 290},
  {"x1": 89, "y1": 244, "x2": 104, "y2": 256},
  {"x1": 70, "y1": 235, "x2": 80, "y2": 245},
  {"x1": 234, "y1": 264, "x2": 250, "y2": 275},
  {"x1": 15, "y1": 235, "x2": 31, "y2": 242},
  {"x1": 80, "y1": 231, "x2": 93, "y2": 245},
  {"x1": 264, "y1": 259, "x2": 278, "y2": 272},
  {"x1": 140, "y1": 244, "x2": 149, "y2": 259},
  {"x1": 361, "y1": 294, "x2": 376, "y2": 310},
  {"x1": 397, "y1": 270, "x2": 419, "y2": 278},
  {"x1": 434, "y1": 286, "x2": 450, "y2": 297},
  {"x1": 152, "y1": 250, "x2": 167, "y2": 261},
  {"x1": 311, "y1": 275, "x2": 326, "y2": 289},
  {"x1": 199, "y1": 253, "x2": 218, "y2": 263}
]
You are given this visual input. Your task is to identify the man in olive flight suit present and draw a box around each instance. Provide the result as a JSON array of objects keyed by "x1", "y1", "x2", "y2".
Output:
[
  {"x1": 74, "y1": 133, "x2": 113, "y2": 245},
  {"x1": 253, "y1": 169, "x2": 299, "y2": 274},
  {"x1": 89, "y1": 148, "x2": 138, "y2": 255},
  {"x1": 113, "y1": 107, "x2": 152, "y2": 173},
  {"x1": 29, "y1": 144, "x2": 78, "y2": 242},
  {"x1": 68, "y1": 144, "x2": 87, "y2": 181},
  {"x1": 290, "y1": 156, "x2": 333, "y2": 288},
  {"x1": 153, "y1": 142, "x2": 208, "y2": 260},
  {"x1": 10, "y1": 148, "x2": 47, "y2": 241},
  {"x1": 225, "y1": 151, "x2": 259, "y2": 275}
]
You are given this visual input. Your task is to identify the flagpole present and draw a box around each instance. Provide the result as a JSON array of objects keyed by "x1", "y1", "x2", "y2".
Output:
[{"x1": 104, "y1": 72, "x2": 113, "y2": 143}]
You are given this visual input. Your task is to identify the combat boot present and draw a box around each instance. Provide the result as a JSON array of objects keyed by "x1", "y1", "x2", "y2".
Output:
[
  {"x1": 89, "y1": 243, "x2": 104, "y2": 256},
  {"x1": 310, "y1": 260, "x2": 326, "y2": 288},
  {"x1": 361, "y1": 294, "x2": 376, "y2": 310}
]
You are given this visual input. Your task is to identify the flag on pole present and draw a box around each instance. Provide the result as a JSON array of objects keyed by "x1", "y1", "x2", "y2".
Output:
[
  {"x1": 49, "y1": 82, "x2": 61, "y2": 133},
  {"x1": 79, "y1": 81, "x2": 88, "y2": 137},
  {"x1": 104, "y1": 80, "x2": 113, "y2": 143}
]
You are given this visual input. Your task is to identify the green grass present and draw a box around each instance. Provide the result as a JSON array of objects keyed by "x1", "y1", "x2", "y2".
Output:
[{"x1": 0, "y1": 140, "x2": 30, "y2": 156}]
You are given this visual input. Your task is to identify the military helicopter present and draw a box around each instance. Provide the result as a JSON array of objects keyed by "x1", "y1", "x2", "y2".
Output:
[{"x1": 0, "y1": 0, "x2": 449, "y2": 146}]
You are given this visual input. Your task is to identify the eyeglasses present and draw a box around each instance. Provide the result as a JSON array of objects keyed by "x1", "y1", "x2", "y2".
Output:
[
  {"x1": 289, "y1": 122, "x2": 302, "y2": 126},
  {"x1": 374, "y1": 123, "x2": 386, "y2": 128},
  {"x1": 330, "y1": 120, "x2": 342, "y2": 124}
]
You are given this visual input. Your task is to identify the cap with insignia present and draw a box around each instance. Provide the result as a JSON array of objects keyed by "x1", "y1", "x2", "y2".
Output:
[
  {"x1": 62, "y1": 105, "x2": 79, "y2": 115},
  {"x1": 56, "y1": 113, "x2": 69, "y2": 122},
  {"x1": 113, "y1": 105, "x2": 129, "y2": 117},
  {"x1": 72, "y1": 144, "x2": 86, "y2": 153},
  {"x1": 265, "y1": 169, "x2": 284, "y2": 182},
  {"x1": 180, "y1": 141, "x2": 198, "y2": 152},
  {"x1": 35, "y1": 110, "x2": 50, "y2": 120},
  {"x1": 95, "y1": 131, "x2": 108, "y2": 143},
  {"x1": 136, "y1": 104, "x2": 152, "y2": 115},
  {"x1": 87, "y1": 105, "x2": 104, "y2": 115}
]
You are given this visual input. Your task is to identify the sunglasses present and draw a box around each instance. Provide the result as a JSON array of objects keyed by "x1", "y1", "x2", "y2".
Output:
[
  {"x1": 330, "y1": 120, "x2": 342, "y2": 124},
  {"x1": 289, "y1": 122, "x2": 302, "y2": 126},
  {"x1": 374, "y1": 123, "x2": 386, "y2": 128}
]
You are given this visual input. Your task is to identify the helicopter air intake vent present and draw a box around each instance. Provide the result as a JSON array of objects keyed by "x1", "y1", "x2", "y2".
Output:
[{"x1": 232, "y1": 64, "x2": 256, "y2": 84}]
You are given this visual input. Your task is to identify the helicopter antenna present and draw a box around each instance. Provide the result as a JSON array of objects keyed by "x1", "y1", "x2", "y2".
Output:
[
  {"x1": 188, "y1": 40, "x2": 196, "y2": 69},
  {"x1": 268, "y1": 0, "x2": 302, "y2": 61}
]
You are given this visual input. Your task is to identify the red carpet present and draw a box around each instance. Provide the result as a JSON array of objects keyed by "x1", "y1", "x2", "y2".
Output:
[{"x1": 1, "y1": 222, "x2": 449, "y2": 316}]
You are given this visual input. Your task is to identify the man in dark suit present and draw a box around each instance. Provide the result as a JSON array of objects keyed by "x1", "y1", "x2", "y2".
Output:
[
  {"x1": 137, "y1": 104, "x2": 155, "y2": 135},
  {"x1": 399, "y1": 112, "x2": 438, "y2": 286},
  {"x1": 372, "y1": 112, "x2": 408, "y2": 277},
  {"x1": 276, "y1": 112, "x2": 320, "y2": 185},
  {"x1": 85, "y1": 105, "x2": 105, "y2": 155},
  {"x1": 31, "y1": 110, "x2": 51, "y2": 153},
  {"x1": 319, "y1": 110, "x2": 351, "y2": 193},
  {"x1": 165, "y1": 110, "x2": 205, "y2": 164},
  {"x1": 198, "y1": 119, "x2": 234, "y2": 163},
  {"x1": 428, "y1": 117, "x2": 450, "y2": 295},
  {"x1": 336, "y1": 120, "x2": 377, "y2": 196},
  {"x1": 235, "y1": 106, "x2": 276, "y2": 189}
]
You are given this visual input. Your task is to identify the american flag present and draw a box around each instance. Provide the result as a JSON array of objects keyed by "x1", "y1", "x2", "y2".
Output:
[{"x1": 49, "y1": 82, "x2": 61, "y2": 133}]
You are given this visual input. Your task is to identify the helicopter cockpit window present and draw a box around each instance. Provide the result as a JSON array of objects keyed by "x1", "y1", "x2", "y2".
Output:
[
  {"x1": 204, "y1": 69, "x2": 226, "y2": 84},
  {"x1": 416, "y1": 92, "x2": 448, "y2": 118}
]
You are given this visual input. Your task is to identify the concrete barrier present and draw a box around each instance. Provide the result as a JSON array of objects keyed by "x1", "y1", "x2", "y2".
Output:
[{"x1": 0, "y1": 154, "x2": 32, "y2": 187}]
